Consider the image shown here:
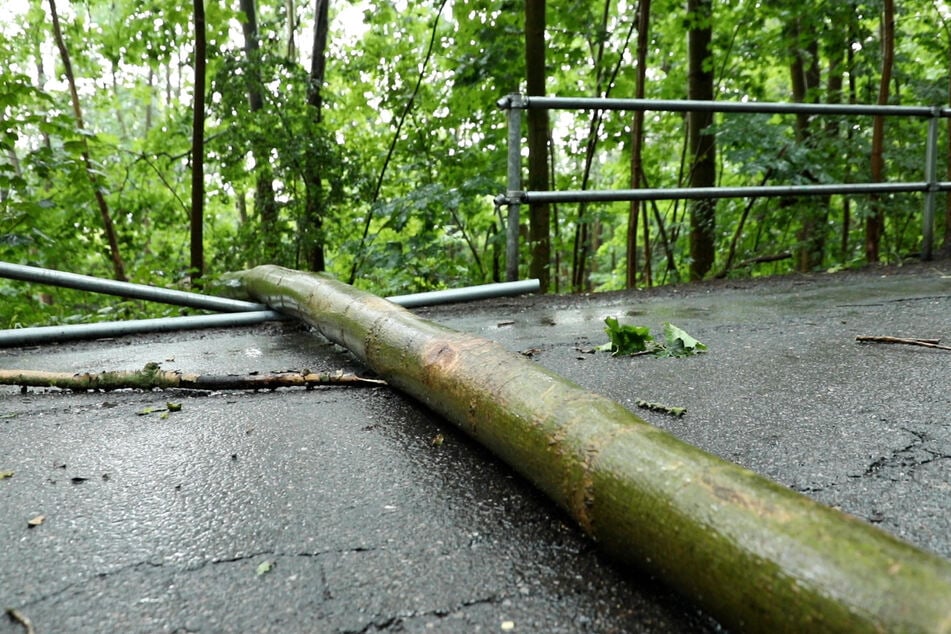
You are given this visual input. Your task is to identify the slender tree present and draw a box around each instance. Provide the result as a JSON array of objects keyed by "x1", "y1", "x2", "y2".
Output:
[
  {"x1": 626, "y1": 0, "x2": 651, "y2": 288},
  {"x1": 301, "y1": 0, "x2": 329, "y2": 271},
  {"x1": 686, "y1": 0, "x2": 716, "y2": 280},
  {"x1": 47, "y1": 0, "x2": 127, "y2": 281},
  {"x1": 786, "y1": 13, "x2": 826, "y2": 272},
  {"x1": 190, "y1": 0, "x2": 206, "y2": 279},
  {"x1": 937, "y1": 0, "x2": 951, "y2": 256},
  {"x1": 866, "y1": 0, "x2": 895, "y2": 263},
  {"x1": 570, "y1": 0, "x2": 612, "y2": 292},
  {"x1": 525, "y1": 0, "x2": 551, "y2": 291},
  {"x1": 239, "y1": 0, "x2": 280, "y2": 263}
]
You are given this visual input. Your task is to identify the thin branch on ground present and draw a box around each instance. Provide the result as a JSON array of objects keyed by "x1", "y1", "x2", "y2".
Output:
[
  {"x1": 635, "y1": 399, "x2": 686, "y2": 417},
  {"x1": 0, "y1": 363, "x2": 387, "y2": 392},
  {"x1": 856, "y1": 335, "x2": 951, "y2": 351},
  {"x1": 5, "y1": 608, "x2": 36, "y2": 634}
]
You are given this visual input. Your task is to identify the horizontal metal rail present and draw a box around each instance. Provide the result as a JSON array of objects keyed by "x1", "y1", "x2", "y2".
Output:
[
  {"x1": 388, "y1": 279, "x2": 540, "y2": 308},
  {"x1": 496, "y1": 182, "x2": 951, "y2": 206},
  {"x1": 0, "y1": 311, "x2": 286, "y2": 347},
  {"x1": 497, "y1": 95, "x2": 951, "y2": 118},
  {"x1": 0, "y1": 263, "x2": 542, "y2": 346},
  {"x1": 497, "y1": 93, "x2": 949, "y2": 270},
  {"x1": 0, "y1": 262, "x2": 270, "y2": 313}
]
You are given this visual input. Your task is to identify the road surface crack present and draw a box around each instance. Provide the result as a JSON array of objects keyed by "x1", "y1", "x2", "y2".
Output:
[
  {"x1": 854, "y1": 427, "x2": 949, "y2": 481},
  {"x1": 341, "y1": 594, "x2": 499, "y2": 633}
]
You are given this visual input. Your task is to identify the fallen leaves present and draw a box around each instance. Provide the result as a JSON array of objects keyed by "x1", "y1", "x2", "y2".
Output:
[
  {"x1": 598, "y1": 318, "x2": 707, "y2": 358},
  {"x1": 0, "y1": 470, "x2": 13, "y2": 480},
  {"x1": 635, "y1": 399, "x2": 687, "y2": 418},
  {"x1": 26, "y1": 515, "x2": 44, "y2": 528},
  {"x1": 137, "y1": 402, "x2": 183, "y2": 418},
  {"x1": 256, "y1": 560, "x2": 275, "y2": 576}
]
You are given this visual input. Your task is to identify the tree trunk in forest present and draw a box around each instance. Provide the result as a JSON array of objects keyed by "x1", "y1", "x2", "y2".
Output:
[
  {"x1": 525, "y1": 0, "x2": 551, "y2": 292},
  {"x1": 686, "y1": 0, "x2": 716, "y2": 281},
  {"x1": 571, "y1": 1, "x2": 613, "y2": 293},
  {"x1": 843, "y1": 24, "x2": 858, "y2": 260},
  {"x1": 190, "y1": 0, "x2": 206, "y2": 279},
  {"x1": 229, "y1": 264, "x2": 951, "y2": 634},
  {"x1": 47, "y1": 0, "x2": 127, "y2": 282},
  {"x1": 866, "y1": 0, "x2": 894, "y2": 263},
  {"x1": 945, "y1": 45, "x2": 951, "y2": 256},
  {"x1": 787, "y1": 16, "x2": 827, "y2": 272},
  {"x1": 285, "y1": 0, "x2": 297, "y2": 62},
  {"x1": 301, "y1": 0, "x2": 329, "y2": 272},
  {"x1": 145, "y1": 66, "x2": 154, "y2": 135},
  {"x1": 626, "y1": 0, "x2": 651, "y2": 289},
  {"x1": 239, "y1": 0, "x2": 280, "y2": 264}
]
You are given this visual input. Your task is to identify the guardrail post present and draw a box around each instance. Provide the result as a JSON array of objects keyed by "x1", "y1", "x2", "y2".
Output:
[
  {"x1": 922, "y1": 108, "x2": 940, "y2": 261},
  {"x1": 502, "y1": 93, "x2": 525, "y2": 281}
]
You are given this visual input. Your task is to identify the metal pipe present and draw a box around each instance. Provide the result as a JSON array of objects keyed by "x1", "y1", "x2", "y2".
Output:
[
  {"x1": 0, "y1": 279, "x2": 542, "y2": 346},
  {"x1": 505, "y1": 93, "x2": 524, "y2": 282},
  {"x1": 0, "y1": 262, "x2": 269, "y2": 313},
  {"x1": 388, "y1": 279, "x2": 540, "y2": 308},
  {"x1": 0, "y1": 310, "x2": 285, "y2": 347},
  {"x1": 502, "y1": 96, "x2": 951, "y2": 118},
  {"x1": 495, "y1": 181, "x2": 951, "y2": 206}
]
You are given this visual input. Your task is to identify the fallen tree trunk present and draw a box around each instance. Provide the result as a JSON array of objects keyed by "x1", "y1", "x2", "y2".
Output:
[{"x1": 230, "y1": 265, "x2": 951, "y2": 634}]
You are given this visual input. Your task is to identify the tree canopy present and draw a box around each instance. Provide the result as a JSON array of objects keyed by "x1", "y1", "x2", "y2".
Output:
[{"x1": 1, "y1": 0, "x2": 949, "y2": 327}]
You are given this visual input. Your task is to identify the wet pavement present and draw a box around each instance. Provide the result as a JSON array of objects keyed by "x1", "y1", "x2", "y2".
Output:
[{"x1": 1, "y1": 264, "x2": 950, "y2": 632}]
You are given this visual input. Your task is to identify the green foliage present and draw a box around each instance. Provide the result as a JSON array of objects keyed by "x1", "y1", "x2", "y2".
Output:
[
  {"x1": 599, "y1": 316, "x2": 653, "y2": 355},
  {"x1": 0, "y1": 0, "x2": 949, "y2": 328},
  {"x1": 658, "y1": 322, "x2": 708, "y2": 358},
  {"x1": 599, "y1": 317, "x2": 706, "y2": 358}
]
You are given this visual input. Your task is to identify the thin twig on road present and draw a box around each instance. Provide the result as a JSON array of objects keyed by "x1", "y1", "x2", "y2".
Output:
[{"x1": 856, "y1": 335, "x2": 951, "y2": 351}]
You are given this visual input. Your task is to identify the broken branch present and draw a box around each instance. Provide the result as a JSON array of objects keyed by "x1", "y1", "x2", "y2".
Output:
[
  {"x1": 856, "y1": 335, "x2": 951, "y2": 351},
  {"x1": 634, "y1": 399, "x2": 686, "y2": 417},
  {"x1": 0, "y1": 363, "x2": 386, "y2": 392}
]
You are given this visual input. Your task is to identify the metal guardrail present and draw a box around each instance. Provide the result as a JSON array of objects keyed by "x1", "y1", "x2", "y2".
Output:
[{"x1": 496, "y1": 93, "x2": 951, "y2": 278}]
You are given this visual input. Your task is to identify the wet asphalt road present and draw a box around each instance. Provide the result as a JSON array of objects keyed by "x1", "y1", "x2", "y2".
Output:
[{"x1": 1, "y1": 264, "x2": 950, "y2": 633}]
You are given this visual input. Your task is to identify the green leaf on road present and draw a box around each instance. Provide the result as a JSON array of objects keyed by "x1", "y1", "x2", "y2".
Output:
[
  {"x1": 0, "y1": 470, "x2": 13, "y2": 480},
  {"x1": 599, "y1": 319, "x2": 707, "y2": 358},
  {"x1": 659, "y1": 322, "x2": 707, "y2": 358},
  {"x1": 599, "y1": 317, "x2": 653, "y2": 355},
  {"x1": 256, "y1": 560, "x2": 275, "y2": 576}
]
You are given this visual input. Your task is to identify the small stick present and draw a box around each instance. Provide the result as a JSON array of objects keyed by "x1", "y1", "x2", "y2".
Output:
[
  {"x1": 0, "y1": 363, "x2": 387, "y2": 392},
  {"x1": 635, "y1": 399, "x2": 686, "y2": 417},
  {"x1": 6, "y1": 608, "x2": 36, "y2": 634},
  {"x1": 856, "y1": 335, "x2": 951, "y2": 351}
]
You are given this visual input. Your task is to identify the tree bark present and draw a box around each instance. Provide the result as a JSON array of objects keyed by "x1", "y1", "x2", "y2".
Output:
[
  {"x1": 190, "y1": 0, "x2": 207, "y2": 279},
  {"x1": 0, "y1": 365, "x2": 385, "y2": 391},
  {"x1": 787, "y1": 15, "x2": 827, "y2": 273},
  {"x1": 570, "y1": 1, "x2": 612, "y2": 293},
  {"x1": 945, "y1": 35, "x2": 951, "y2": 256},
  {"x1": 47, "y1": 0, "x2": 127, "y2": 281},
  {"x1": 686, "y1": 0, "x2": 716, "y2": 281},
  {"x1": 866, "y1": 0, "x2": 894, "y2": 263},
  {"x1": 301, "y1": 0, "x2": 329, "y2": 272},
  {"x1": 525, "y1": 0, "x2": 551, "y2": 292},
  {"x1": 230, "y1": 264, "x2": 951, "y2": 634},
  {"x1": 239, "y1": 0, "x2": 280, "y2": 263},
  {"x1": 626, "y1": 0, "x2": 651, "y2": 289}
]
